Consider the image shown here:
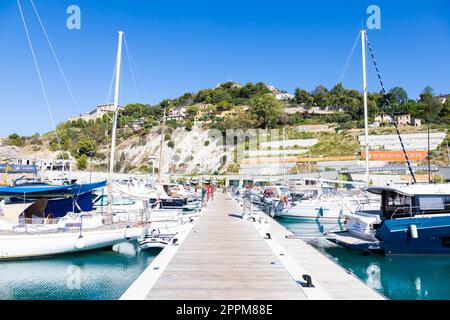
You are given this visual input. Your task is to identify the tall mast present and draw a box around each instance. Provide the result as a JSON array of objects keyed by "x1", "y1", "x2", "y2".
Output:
[
  {"x1": 282, "y1": 127, "x2": 286, "y2": 184},
  {"x1": 108, "y1": 31, "x2": 124, "y2": 209},
  {"x1": 157, "y1": 106, "x2": 166, "y2": 183},
  {"x1": 361, "y1": 29, "x2": 370, "y2": 187}
]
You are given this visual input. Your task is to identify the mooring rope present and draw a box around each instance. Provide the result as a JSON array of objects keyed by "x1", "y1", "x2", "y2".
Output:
[{"x1": 17, "y1": 0, "x2": 62, "y2": 152}]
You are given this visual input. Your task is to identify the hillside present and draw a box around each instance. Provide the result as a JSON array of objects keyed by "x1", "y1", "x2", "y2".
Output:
[{"x1": 2, "y1": 82, "x2": 449, "y2": 174}]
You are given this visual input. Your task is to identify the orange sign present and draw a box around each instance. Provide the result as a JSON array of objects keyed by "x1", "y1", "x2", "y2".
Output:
[{"x1": 361, "y1": 150, "x2": 428, "y2": 162}]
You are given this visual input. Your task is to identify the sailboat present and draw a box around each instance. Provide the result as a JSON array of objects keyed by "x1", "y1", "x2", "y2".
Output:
[
  {"x1": 0, "y1": 30, "x2": 146, "y2": 260},
  {"x1": 326, "y1": 29, "x2": 450, "y2": 255}
]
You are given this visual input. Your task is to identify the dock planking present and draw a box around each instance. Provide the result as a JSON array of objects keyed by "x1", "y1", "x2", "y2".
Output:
[{"x1": 146, "y1": 193, "x2": 307, "y2": 300}]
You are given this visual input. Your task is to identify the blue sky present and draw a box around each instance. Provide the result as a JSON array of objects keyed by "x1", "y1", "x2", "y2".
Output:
[{"x1": 1, "y1": 0, "x2": 449, "y2": 137}]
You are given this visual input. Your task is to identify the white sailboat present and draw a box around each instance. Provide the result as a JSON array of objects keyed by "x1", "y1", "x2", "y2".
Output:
[{"x1": 0, "y1": 29, "x2": 146, "y2": 260}]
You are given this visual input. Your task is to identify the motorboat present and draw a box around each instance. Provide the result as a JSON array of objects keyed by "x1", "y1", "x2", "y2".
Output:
[
  {"x1": 269, "y1": 190, "x2": 379, "y2": 220},
  {"x1": 326, "y1": 184, "x2": 450, "y2": 255}
]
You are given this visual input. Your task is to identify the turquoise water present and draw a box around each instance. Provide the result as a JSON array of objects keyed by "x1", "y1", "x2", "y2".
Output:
[
  {"x1": 278, "y1": 218, "x2": 450, "y2": 300},
  {"x1": 0, "y1": 243, "x2": 160, "y2": 300}
]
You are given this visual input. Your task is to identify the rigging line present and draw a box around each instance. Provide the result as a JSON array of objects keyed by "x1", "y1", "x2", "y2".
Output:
[
  {"x1": 29, "y1": 0, "x2": 97, "y2": 162},
  {"x1": 16, "y1": 0, "x2": 62, "y2": 152},
  {"x1": 336, "y1": 31, "x2": 360, "y2": 86},
  {"x1": 364, "y1": 31, "x2": 417, "y2": 184},
  {"x1": 123, "y1": 34, "x2": 141, "y2": 102},
  {"x1": 123, "y1": 34, "x2": 145, "y2": 99}
]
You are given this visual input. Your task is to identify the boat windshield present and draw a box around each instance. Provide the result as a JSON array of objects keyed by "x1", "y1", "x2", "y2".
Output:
[{"x1": 382, "y1": 191, "x2": 412, "y2": 219}]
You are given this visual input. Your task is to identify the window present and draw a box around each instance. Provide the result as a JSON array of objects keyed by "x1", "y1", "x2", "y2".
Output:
[
  {"x1": 418, "y1": 196, "x2": 445, "y2": 211},
  {"x1": 383, "y1": 192, "x2": 412, "y2": 217}
]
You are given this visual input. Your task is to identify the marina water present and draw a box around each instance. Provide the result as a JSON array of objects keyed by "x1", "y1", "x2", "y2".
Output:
[
  {"x1": 278, "y1": 218, "x2": 450, "y2": 300},
  {"x1": 0, "y1": 243, "x2": 160, "y2": 300}
]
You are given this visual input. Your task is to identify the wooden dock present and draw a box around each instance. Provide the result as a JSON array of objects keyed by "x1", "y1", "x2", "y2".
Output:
[{"x1": 121, "y1": 193, "x2": 385, "y2": 300}]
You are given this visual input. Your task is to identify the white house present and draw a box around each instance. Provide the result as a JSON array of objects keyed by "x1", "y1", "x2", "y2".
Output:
[
  {"x1": 166, "y1": 106, "x2": 187, "y2": 121},
  {"x1": 69, "y1": 104, "x2": 124, "y2": 122},
  {"x1": 438, "y1": 94, "x2": 450, "y2": 104}
]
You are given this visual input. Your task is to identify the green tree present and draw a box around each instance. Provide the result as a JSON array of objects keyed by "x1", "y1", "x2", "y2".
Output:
[
  {"x1": 77, "y1": 154, "x2": 88, "y2": 170},
  {"x1": 77, "y1": 138, "x2": 97, "y2": 157},
  {"x1": 6, "y1": 133, "x2": 24, "y2": 147},
  {"x1": 419, "y1": 86, "x2": 442, "y2": 122},
  {"x1": 388, "y1": 87, "x2": 408, "y2": 106},
  {"x1": 294, "y1": 88, "x2": 311, "y2": 104},
  {"x1": 250, "y1": 94, "x2": 283, "y2": 128}
]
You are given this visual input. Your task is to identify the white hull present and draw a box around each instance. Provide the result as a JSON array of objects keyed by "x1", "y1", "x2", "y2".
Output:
[
  {"x1": 139, "y1": 238, "x2": 170, "y2": 249},
  {"x1": 277, "y1": 204, "x2": 346, "y2": 220},
  {"x1": 0, "y1": 227, "x2": 143, "y2": 260}
]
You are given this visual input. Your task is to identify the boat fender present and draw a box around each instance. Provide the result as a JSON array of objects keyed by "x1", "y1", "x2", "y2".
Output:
[
  {"x1": 409, "y1": 224, "x2": 418, "y2": 239},
  {"x1": 75, "y1": 235, "x2": 86, "y2": 249},
  {"x1": 124, "y1": 225, "x2": 131, "y2": 240}
]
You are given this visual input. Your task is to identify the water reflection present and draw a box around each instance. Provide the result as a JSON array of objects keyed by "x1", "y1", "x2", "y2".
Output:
[
  {"x1": 0, "y1": 242, "x2": 160, "y2": 300},
  {"x1": 278, "y1": 218, "x2": 450, "y2": 300}
]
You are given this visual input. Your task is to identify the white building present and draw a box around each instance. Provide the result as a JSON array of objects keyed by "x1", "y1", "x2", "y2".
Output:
[
  {"x1": 69, "y1": 104, "x2": 124, "y2": 122},
  {"x1": 358, "y1": 132, "x2": 446, "y2": 151},
  {"x1": 275, "y1": 92, "x2": 295, "y2": 101},
  {"x1": 374, "y1": 114, "x2": 393, "y2": 125},
  {"x1": 438, "y1": 94, "x2": 450, "y2": 104},
  {"x1": 15, "y1": 158, "x2": 73, "y2": 172},
  {"x1": 166, "y1": 106, "x2": 187, "y2": 121}
]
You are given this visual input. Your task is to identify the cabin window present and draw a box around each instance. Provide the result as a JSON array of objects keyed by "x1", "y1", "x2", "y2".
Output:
[
  {"x1": 418, "y1": 196, "x2": 445, "y2": 211},
  {"x1": 383, "y1": 192, "x2": 412, "y2": 218}
]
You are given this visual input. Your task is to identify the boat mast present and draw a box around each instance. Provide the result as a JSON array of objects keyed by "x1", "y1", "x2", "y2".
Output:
[
  {"x1": 157, "y1": 106, "x2": 166, "y2": 183},
  {"x1": 361, "y1": 29, "x2": 370, "y2": 187},
  {"x1": 282, "y1": 127, "x2": 286, "y2": 184},
  {"x1": 108, "y1": 31, "x2": 124, "y2": 210}
]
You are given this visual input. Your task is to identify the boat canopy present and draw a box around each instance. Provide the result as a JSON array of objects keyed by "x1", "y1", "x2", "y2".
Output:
[
  {"x1": 0, "y1": 181, "x2": 107, "y2": 197},
  {"x1": 367, "y1": 184, "x2": 450, "y2": 197}
]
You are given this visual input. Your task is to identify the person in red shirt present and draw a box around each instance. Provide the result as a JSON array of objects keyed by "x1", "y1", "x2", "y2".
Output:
[{"x1": 206, "y1": 184, "x2": 211, "y2": 203}]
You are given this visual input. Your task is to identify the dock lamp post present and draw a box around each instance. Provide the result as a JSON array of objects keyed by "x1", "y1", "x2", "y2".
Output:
[{"x1": 148, "y1": 155, "x2": 157, "y2": 184}]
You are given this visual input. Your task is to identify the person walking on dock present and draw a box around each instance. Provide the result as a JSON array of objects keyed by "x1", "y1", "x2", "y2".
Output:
[{"x1": 201, "y1": 185, "x2": 207, "y2": 206}]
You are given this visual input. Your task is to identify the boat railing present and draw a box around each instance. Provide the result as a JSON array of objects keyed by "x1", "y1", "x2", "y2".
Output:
[
  {"x1": 354, "y1": 198, "x2": 381, "y2": 213},
  {"x1": 390, "y1": 204, "x2": 450, "y2": 220}
]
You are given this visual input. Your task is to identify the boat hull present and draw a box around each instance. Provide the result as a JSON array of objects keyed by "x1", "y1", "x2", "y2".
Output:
[
  {"x1": 0, "y1": 227, "x2": 143, "y2": 260},
  {"x1": 328, "y1": 216, "x2": 450, "y2": 255},
  {"x1": 378, "y1": 217, "x2": 450, "y2": 255},
  {"x1": 276, "y1": 204, "x2": 346, "y2": 220}
]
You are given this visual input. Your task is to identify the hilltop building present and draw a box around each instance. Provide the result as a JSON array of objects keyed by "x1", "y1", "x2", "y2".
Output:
[
  {"x1": 267, "y1": 85, "x2": 294, "y2": 101},
  {"x1": 69, "y1": 104, "x2": 123, "y2": 122},
  {"x1": 166, "y1": 106, "x2": 187, "y2": 121},
  {"x1": 374, "y1": 114, "x2": 422, "y2": 127}
]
